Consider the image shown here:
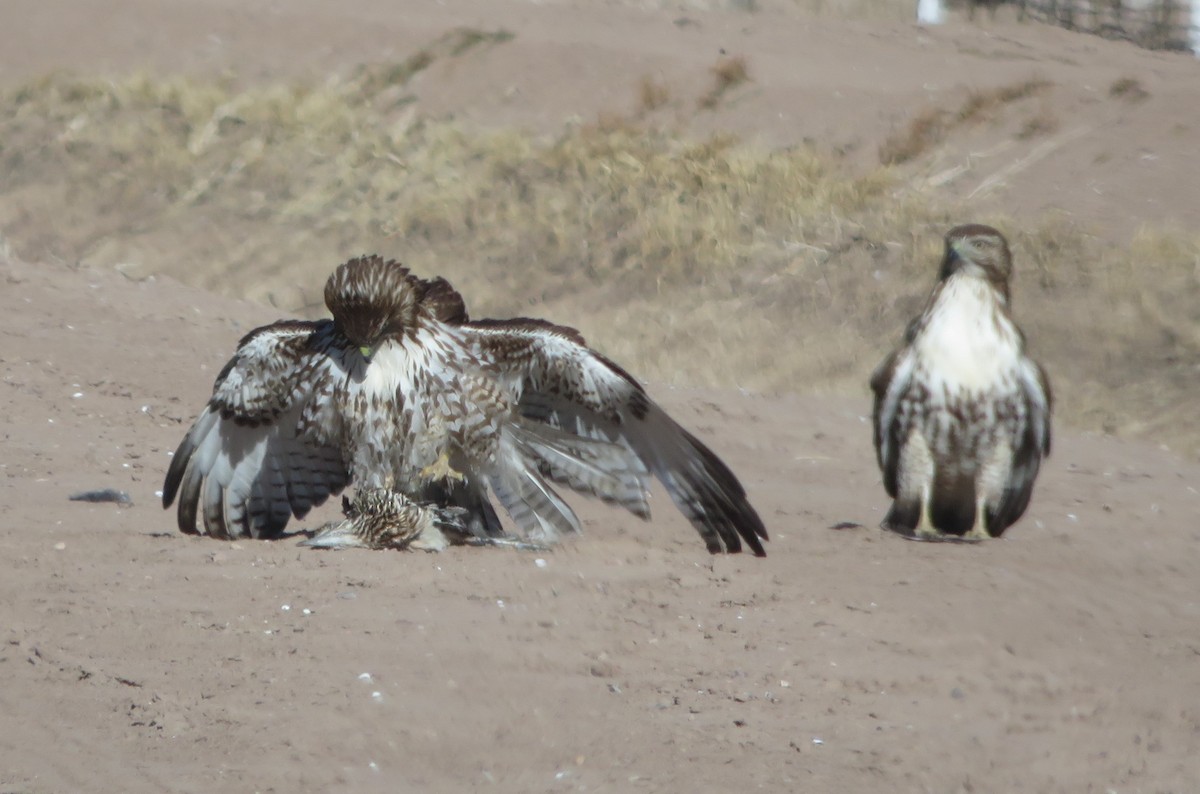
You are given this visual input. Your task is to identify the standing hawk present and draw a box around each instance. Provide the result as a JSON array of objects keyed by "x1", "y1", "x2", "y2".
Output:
[
  {"x1": 869, "y1": 224, "x2": 1052, "y2": 540},
  {"x1": 163, "y1": 255, "x2": 768, "y2": 556}
]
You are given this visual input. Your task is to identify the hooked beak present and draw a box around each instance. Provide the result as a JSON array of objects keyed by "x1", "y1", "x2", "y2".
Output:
[
  {"x1": 948, "y1": 239, "x2": 966, "y2": 263},
  {"x1": 359, "y1": 345, "x2": 373, "y2": 362}
]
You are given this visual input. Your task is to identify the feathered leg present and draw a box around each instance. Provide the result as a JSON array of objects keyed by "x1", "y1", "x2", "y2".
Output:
[
  {"x1": 913, "y1": 483, "x2": 941, "y2": 540},
  {"x1": 888, "y1": 430, "x2": 944, "y2": 540},
  {"x1": 963, "y1": 495, "x2": 991, "y2": 540},
  {"x1": 908, "y1": 484, "x2": 987, "y2": 544}
]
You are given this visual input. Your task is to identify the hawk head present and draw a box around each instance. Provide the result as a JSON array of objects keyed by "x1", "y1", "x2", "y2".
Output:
[
  {"x1": 325, "y1": 256, "x2": 427, "y2": 360},
  {"x1": 938, "y1": 224, "x2": 1013, "y2": 302}
]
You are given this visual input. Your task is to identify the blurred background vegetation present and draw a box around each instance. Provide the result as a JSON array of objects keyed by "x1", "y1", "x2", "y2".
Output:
[{"x1": 0, "y1": 31, "x2": 1197, "y2": 457}]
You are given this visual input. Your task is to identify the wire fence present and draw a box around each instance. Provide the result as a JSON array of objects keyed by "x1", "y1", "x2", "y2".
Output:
[
  {"x1": 929, "y1": 0, "x2": 1199, "y2": 53},
  {"x1": 1019, "y1": 0, "x2": 1195, "y2": 51}
]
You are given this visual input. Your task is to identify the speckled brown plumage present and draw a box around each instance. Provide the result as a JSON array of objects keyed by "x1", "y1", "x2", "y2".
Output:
[
  {"x1": 164, "y1": 255, "x2": 768, "y2": 555},
  {"x1": 301, "y1": 488, "x2": 549, "y2": 552},
  {"x1": 870, "y1": 225, "x2": 1052, "y2": 540},
  {"x1": 299, "y1": 489, "x2": 467, "y2": 551}
]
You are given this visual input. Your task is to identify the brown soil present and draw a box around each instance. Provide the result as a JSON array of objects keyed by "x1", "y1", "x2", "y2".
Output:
[{"x1": 2, "y1": 1, "x2": 1199, "y2": 791}]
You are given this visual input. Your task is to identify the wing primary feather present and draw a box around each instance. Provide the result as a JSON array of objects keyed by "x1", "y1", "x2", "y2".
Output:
[
  {"x1": 201, "y1": 470, "x2": 228, "y2": 539},
  {"x1": 488, "y1": 433, "x2": 582, "y2": 543},
  {"x1": 464, "y1": 320, "x2": 767, "y2": 555},
  {"x1": 645, "y1": 410, "x2": 768, "y2": 556},
  {"x1": 162, "y1": 320, "x2": 349, "y2": 540},
  {"x1": 524, "y1": 392, "x2": 766, "y2": 555},
  {"x1": 508, "y1": 418, "x2": 651, "y2": 517},
  {"x1": 168, "y1": 408, "x2": 223, "y2": 534},
  {"x1": 176, "y1": 459, "x2": 203, "y2": 535}
]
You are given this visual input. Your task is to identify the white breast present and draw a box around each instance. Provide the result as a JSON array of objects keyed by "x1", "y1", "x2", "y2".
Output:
[
  {"x1": 915, "y1": 276, "x2": 1021, "y2": 393},
  {"x1": 340, "y1": 326, "x2": 471, "y2": 487},
  {"x1": 361, "y1": 340, "x2": 422, "y2": 400}
]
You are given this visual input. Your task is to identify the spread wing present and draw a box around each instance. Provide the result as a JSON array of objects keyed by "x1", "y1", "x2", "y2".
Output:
[
  {"x1": 462, "y1": 318, "x2": 768, "y2": 556},
  {"x1": 988, "y1": 357, "x2": 1052, "y2": 533},
  {"x1": 162, "y1": 320, "x2": 350, "y2": 539}
]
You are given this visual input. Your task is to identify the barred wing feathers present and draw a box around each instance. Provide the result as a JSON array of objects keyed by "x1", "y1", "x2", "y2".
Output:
[
  {"x1": 465, "y1": 319, "x2": 768, "y2": 556},
  {"x1": 869, "y1": 286, "x2": 1053, "y2": 537},
  {"x1": 162, "y1": 321, "x2": 350, "y2": 539},
  {"x1": 869, "y1": 345, "x2": 912, "y2": 501},
  {"x1": 990, "y1": 357, "x2": 1052, "y2": 532}
]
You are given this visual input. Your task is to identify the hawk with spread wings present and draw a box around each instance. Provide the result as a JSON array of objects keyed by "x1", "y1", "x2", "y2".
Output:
[
  {"x1": 869, "y1": 224, "x2": 1052, "y2": 541},
  {"x1": 163, "y1": 255, "x2": 767, "y2": 556}
]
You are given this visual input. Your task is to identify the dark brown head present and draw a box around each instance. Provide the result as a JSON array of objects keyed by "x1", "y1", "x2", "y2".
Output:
[
  {"x1": 324, "y1": 255, "x2": 424, "y2": 360},
  {"x1": 938, "y1": 224, "x2": 1013, "y2": 302},
  {"x1": 421, "y1": 276, "x2": 469, "y2": 325}
]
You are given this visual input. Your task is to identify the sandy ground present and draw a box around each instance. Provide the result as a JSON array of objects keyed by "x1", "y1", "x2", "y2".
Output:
[
  {"x1": 4, "y1": 240, "x2": 1200, "y2": 794},
  {"x1": 2, "y1": 0, "x2": 1200, "y2": 792}
]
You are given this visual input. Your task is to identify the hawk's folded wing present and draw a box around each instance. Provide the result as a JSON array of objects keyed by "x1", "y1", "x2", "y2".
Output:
[
  {"x1": 162, "y1": 321, "x2": 350, "y2": 539},
  {"x1": 987, "y1": 358, "x2": 1053, "y2": 533},
  {"x1": 463, "y1": 319, "x2": 768, "y2": 556},
  {"x1": 869, "y1": 345, "x2": 917, "y2": 501}
]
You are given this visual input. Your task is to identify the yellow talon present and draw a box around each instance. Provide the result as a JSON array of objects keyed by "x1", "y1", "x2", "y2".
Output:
[
  {"x1": 913, "y1": 484, "x2": 942, "y2": 540},
  {"x1": 420, "y1": 451, "x2": 465, "y2": 483},
  {"x1": 963, "y1": 495, "x2": 991, "y2": 541}
]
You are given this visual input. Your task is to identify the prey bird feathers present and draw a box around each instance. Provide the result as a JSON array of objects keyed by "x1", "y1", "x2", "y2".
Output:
[
  {"x1": 870, "y1": 224, "x2": 1052, "y2": 541},
  {"x1": 297, "y1": 489, "x2": 550, "y2": 552},
  {"x1": 163, "y1": 255, "x2": 768, "y2": 555},
  {"x1": 300, "y1": 489, "x2": 470, "y2": 551}
]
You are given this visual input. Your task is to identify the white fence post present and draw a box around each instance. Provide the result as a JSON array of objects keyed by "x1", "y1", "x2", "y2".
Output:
[
  {"x1": 1190, "y1": 0, "x2": 1200, "y2": 55},
  {"x1": 918, "y1": 0, "x2": 945, "y2": 24}
]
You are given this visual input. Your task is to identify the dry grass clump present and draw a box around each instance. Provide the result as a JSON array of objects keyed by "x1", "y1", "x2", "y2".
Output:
[
  {"x1": 1017, "y1": 110, "x2": 1059, "y2": 140},
  {"x1": 880, "y1": 77, "x2": 1053, "y2": 164},
  {"x1": 388, "y1": 116, "x2": 929, "y2": 330},
  {"x1": 443, "y1": 27, "x2": 515, "y2": 56},
  {"x1": 698, "y1": 55, "x2": 751, "y2": 110},
  {"x1": 637, "y1": 76, "x2": 671, "y2": 114},
  {"x1": 1013, "y1": 220, "x2": 1200, "y2": 453},
  {"x1": 0, "y1": 69, "x2": 1197, "y2": 456},
  {"x1": 878, "y1": 107, "x2": 949, "y2": 166},
  {"x1": 962, "y1": 77, "x2": 1052, "y2": 119},
  {"x1": 1108, "y1": 76, "x2": 1150, "y2": 102},
  {"x1": 0, "y1": 66, "x2": 917, "y2": 322}
]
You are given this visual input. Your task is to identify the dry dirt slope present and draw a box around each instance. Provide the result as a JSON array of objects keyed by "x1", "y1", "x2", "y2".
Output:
[
  {"x1": 2, "y1": 255, "x2": 1199, "y2": 792},
  {"x1": 1, "y1": 0, "x2": 1198, "y2": 460}
]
